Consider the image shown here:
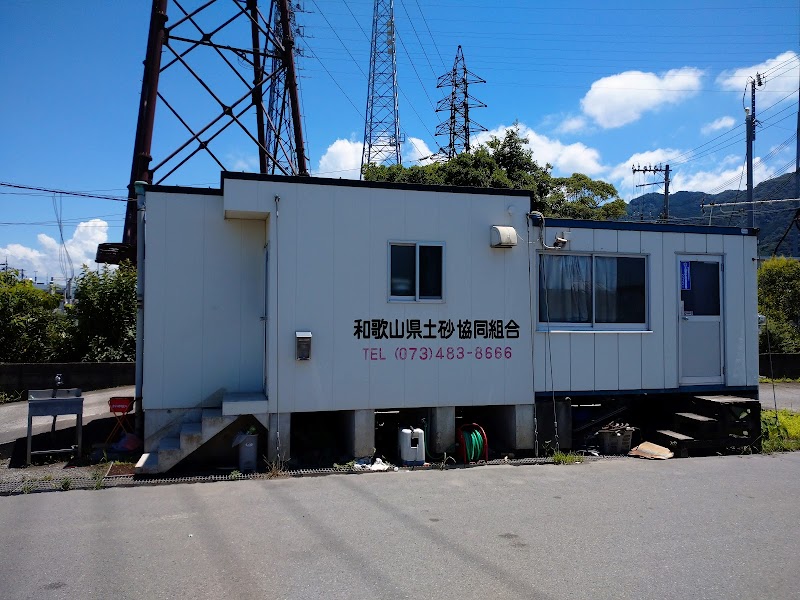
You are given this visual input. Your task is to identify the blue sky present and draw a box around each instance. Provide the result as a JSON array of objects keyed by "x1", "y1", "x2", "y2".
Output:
[{"x1": 1, "y1": 0, "x2": 798, "y2": 282}]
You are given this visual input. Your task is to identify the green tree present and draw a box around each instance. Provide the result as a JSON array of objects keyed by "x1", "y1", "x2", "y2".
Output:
[
  {"x1": 363, "y1": 127, "x2": 624, "y2": 220},
  {"x1": 0, "y1": 270, "x2": 67, "y2": 362},
  {"x1": 66, "y1": 261, "x2": 137, "y2": 362},
  {"x1": 547, "y1": 173, "x2": 627, "y2": 221},
  {"x1": 758, "y1": 256, "x2": 800, "y2": 353}
]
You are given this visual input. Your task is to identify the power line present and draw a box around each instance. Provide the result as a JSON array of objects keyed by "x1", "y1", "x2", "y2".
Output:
[{"x1": 0, "y1": 182, "x2": 127, "y2": 201}]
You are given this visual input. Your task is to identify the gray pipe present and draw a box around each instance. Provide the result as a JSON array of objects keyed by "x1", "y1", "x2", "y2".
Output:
[{"x1": 134, "y1": 181, "x2": 146, "y2": 437}]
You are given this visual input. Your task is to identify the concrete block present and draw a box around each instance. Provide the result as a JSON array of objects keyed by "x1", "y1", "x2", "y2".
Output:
[
  {"x1": 347, "y1": 409, "x2": 375, "y2": 458},
  {"x1": 429, "y1": 406, "x2": 455, "y2": 453},
  {"x1": 267, "y1": 412, "x2": 291, "y2": 463}
]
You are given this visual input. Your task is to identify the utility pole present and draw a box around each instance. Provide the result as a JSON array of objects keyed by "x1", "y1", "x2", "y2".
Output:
[
  {"x1": 632, "y1": 164, "x2": 671, "y2": 221},
  {"x1": 794, "y1": 63, "x2": 800, "y2": 257},
  {"x1": 746, "y1": 72, "x2": 764, "y2": 229}
]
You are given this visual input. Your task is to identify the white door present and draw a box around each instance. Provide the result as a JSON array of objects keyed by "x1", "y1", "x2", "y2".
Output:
[{"x1": 678, "y1": 255, "x2": 724, "y2": 385}]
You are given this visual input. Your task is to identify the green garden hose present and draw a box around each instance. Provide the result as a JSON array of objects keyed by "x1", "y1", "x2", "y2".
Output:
[{"x1": 463, "y1": 428, "x2": 484, "y2": 462}]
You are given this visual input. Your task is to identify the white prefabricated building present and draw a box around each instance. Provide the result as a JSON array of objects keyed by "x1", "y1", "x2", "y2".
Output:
[{"x1": 137, "y1": 173, "x2": 759, "y2": 472}]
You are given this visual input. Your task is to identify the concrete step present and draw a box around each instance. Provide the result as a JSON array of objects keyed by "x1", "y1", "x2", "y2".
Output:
[
  {"x1": 657, "y1": 429, "x2": 694, "y2": 441},
  {"x1": 135, "y1": 452, "x2": 159, "y2": 474},
  {"x1": 180, "y1": 422, "x2": 203, "y2": 449},
  {"x1": 675, "y1": 412, "x2": 717, "y2": 423},
  {"x1": 202, "y1": 408, "x2": 237, "y2": 440},
  {"x1": 158, "y1": 436, "x2": 183, "y2": 472},
  {"x1": 222, "y1": 392, "x2": 268, "y2": 416}
]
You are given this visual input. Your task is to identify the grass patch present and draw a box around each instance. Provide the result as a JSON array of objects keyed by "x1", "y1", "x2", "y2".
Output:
[
  {"x1": 759, "y1": 376, "x2": 800, "y2": 384},
  {"x1": 761, "y1": 410, "x2": 800, "y2": 453},
  {"x1": 552, "y1": 451, "x2": 583, "y2": 465}
]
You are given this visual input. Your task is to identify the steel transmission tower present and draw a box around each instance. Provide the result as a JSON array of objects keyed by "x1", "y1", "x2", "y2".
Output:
[
  {"x1": 435, "y1": 45, "x2": 486, "y2": 159},
  {"x1": 361, "y1": 0, "x2": 403, "y2": 174},
  {"x1": 98, "y1": 0, "x2": 307, "y2": 264}
]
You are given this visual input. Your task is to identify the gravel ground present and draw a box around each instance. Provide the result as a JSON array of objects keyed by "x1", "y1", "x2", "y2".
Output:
[{"x1": 0, "y1": 457, "x2": 106, "y2": 484}]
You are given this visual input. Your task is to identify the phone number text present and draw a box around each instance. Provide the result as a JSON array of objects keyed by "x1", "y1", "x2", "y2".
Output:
[{"x1": 362, "y1": 346, "x2": 513, "y2": 361}]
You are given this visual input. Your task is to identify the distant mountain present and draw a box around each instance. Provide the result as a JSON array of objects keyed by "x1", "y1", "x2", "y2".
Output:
[{"x1": 626, "y1": 171, "x2": 800, "y2": 255}]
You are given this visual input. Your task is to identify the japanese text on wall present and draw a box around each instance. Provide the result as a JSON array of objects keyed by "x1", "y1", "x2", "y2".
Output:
[{"x1": 353, "y1": 319, "x2": 519, "y2": 340}]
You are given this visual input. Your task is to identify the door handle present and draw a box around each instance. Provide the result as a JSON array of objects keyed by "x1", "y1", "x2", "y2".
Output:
[{"x1": 682, "y1": 316, "x2": 689, "y2": 321}]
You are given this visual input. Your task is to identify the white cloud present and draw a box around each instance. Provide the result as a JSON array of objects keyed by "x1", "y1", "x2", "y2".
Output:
[
  {"x1": 0, "y1": 219, "x2": 109, "y2": 282},
  {"x1": 475, "y1": 123, "x2": 606, "y2": 176},
  {"x1": 556, "y1": 116, "x2": 588, "y2": 134},
  {"x1": 610, "y1": 148, "x2": 778, "y2": 198},
  {"x1": 403, "y1": 137, "x2": 435, "y2": 165},
  {"x1": 701, "y1": 116, "x2": 736, "y2": 135},
  {"x1": 316, "y1": 138, "x2": 363, "y2": 179},
  {"x1": 580, "y1": 67, "x2": 704, "y2": 129},
  {"x1": 671, "y1": 158, "x2": 775, "y2": 193},
  {"x1": 717, "y1": 51, "x2": 799, "y2": 92},
  {"x1": 228, "y1": 154, "x2": 259, "y2": 172}
]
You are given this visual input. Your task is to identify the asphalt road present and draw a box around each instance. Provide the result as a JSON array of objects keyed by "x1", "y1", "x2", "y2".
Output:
[
  {"x1": 0, "y1": 453, "x2": 798, "y2": 600},
  {"x1": 760, "y1": 381, "x2": 800, "y2": 411},
  {"x1": 0, "y1": 386, "x2": 135, "y2": 445}
]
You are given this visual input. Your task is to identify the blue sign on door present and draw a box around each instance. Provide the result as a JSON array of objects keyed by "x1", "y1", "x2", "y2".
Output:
[{"x1": 680, "y1": 261, "x2": 691, "y2": 290}]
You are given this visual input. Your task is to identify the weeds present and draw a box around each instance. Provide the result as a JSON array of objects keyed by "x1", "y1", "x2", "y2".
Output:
[
  {"x1": 265, "y1": 454, "x2": 287, "y2": 479},
  {"x1": 432, "y1": 453, "x2": 456, "y2": 471},
  {"x1": 552, "y1": 451, "x2": 583, "y2": 465},
  {"x1": 0, "y1": 390, "x2": 22, "y2": 405},
  {"x1": 229, "y1": 470, "x2": 242, "y2": 480},
  {"x1": 58, "y1": 477, "x2": 72, "y2": 491},
  {"x1": 21, "y1": 482, "x2": 34, "y2": 494},
  {"x1": 760, "y1": 410, "x2": 800, "y2": 453}
]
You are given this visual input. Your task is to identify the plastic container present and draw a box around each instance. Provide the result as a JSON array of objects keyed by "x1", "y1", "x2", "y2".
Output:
[
  {"x1": 238, "y1": 434, "x2": 258, "y2": 471},
  {"x1": 399, "y1": 427, "x2": 425, "y2": 466},
  {"x1": 597, "y1": 428, "x2": 634, "y2": 454}
]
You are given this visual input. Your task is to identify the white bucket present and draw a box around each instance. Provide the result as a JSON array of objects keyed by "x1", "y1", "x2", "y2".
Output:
[{"x1": 399, "y1": 427, "x2": 425, "y2": 466}]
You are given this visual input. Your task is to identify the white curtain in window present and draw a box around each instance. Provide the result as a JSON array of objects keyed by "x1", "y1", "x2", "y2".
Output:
[
  {"x1": 595, "y1": 257, "x2": 618, "y2": 323},
  {"x1": 540, "y1": 255, "x2": 591, "y2": 323}
]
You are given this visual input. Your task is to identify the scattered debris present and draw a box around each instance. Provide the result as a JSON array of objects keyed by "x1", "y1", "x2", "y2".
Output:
[{"x1": 628, "y1": 441, "x2": 674, "y2": 460}]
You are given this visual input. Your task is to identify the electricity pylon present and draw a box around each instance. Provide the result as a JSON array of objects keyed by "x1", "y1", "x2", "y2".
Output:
[
  {"x1": 435, "y1": 45, "x2": 486, "y2": 159},
  {"x1": 361, "y1": 0, "x2": 403, "y2": 175},
  {"x1": 99, "y1": 0, "x2": 307, "y2": 264}
]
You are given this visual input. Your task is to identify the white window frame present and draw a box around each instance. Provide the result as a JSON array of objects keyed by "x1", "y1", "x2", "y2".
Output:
[
  {"x1": 537, "y1": 251, "x2": 649, "y2": 331},
  {"x1": 388, "y1": 241, "x2": 445, "y2": 303}
]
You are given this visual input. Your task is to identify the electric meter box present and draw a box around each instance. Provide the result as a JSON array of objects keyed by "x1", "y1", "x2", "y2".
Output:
[{"x1": 296, "y1": 331, "x2": 312, "y2": 360}]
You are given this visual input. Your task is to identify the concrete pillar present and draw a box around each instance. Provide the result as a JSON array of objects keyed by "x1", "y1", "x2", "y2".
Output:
[
  {"x1": 347, "y1": 409, "x2": 375, "y2": 458},
  {"x1": 267, "y1": 412, "x2": 291, "y2": 463},
  {"x1": 429, "y1": 406, "x2": 455, "y2": 454},
  {"x1": 535, "y1": 399, "x2": 572, "y2": 451},
  {"x1": 498, "y1": 404, "x2": 535, "y2": 450}
]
